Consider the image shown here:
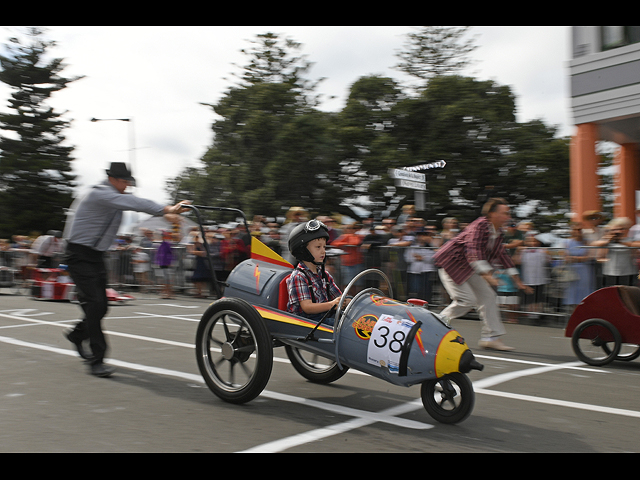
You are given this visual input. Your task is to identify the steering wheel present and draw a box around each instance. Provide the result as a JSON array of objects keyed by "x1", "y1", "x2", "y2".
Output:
[{"x1": 334, "y1": 269, "x2": 393, "y2": 369}]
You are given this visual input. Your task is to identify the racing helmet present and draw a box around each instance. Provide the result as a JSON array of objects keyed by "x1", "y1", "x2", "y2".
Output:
[{"x1": 288, "y1": 219, "x2": 330, "y2": 264}]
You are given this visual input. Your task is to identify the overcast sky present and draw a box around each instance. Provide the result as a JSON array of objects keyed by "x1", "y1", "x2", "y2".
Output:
[{"x1": 0, "y1": 26, "x2": 572, "y2": 209}]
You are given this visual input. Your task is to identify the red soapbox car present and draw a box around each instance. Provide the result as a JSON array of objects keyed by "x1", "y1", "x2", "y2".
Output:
[
  {"x1": 565, "y1": 285, "x2": 640, "y2": 366},
  {"x1": 29, "y1": 267, "x2": 134, "y2": 304}
]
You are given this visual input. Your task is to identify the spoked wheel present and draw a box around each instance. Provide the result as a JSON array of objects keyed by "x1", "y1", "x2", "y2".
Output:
[
  {"x1": 421, "y1": 372, "x2": 475, "y2": 424},
  {"x1": 284, "y1": 345, "x2": 349, "y2": 384},
  {"x1": 571, "y1": 318, "x2": 621, "y2": 366},
  {"x1": 195, "y1": 298, "x2": 273, "y2": 404}
]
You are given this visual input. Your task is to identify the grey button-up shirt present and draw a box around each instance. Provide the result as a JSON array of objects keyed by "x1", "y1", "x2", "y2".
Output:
[{"x1": 65, "y1": 180, "x2": 165, "y2": 251}]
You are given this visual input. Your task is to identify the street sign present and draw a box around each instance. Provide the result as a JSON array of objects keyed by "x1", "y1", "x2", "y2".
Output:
[
  {"x1": 389, "y1": 161, "x2": 446, "y2": 211},
  {"x1": 403, "y1": 160, "x2": 447, "y2": 172},
  {"x1": 395, "y1": 179, "x2": 426, "y2": 191},
  {"x1": 388, "y1": 168, "x2": 426, "y2": 183},
  {"x1": 389, "y1": 162, "x2": 446, "y2": 192}
]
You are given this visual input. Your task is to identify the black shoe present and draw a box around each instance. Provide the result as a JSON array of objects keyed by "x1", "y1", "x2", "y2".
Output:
[
  {"x1": 90, "y1": 363, "x2": 115, "y2": 378},
  {"x1": 64, "y1": 330, "x2": 94, "y2": 361}
]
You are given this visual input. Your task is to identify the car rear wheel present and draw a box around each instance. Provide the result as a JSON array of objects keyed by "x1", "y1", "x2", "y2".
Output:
[{"x1": 195, "y1": 298, "x2": 273, "y2": 404}]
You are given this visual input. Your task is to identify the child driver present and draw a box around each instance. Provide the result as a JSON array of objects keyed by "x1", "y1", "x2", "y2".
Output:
[{"x1": 286, "y1": 219, "x2": 345, "y2": 325}]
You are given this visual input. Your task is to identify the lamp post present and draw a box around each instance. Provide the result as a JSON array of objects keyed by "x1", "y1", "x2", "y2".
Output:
[
  {"x1": 91, "y1": 117, "x2": 138, "y2": 229},
  {"x1": 90, "y1": 117, "x2": 136, "y2": 177}
]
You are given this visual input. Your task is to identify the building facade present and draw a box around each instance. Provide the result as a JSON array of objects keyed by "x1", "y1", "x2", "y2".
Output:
[{"x1": 569, "y1": 26, "x2": 640, "y2": 221}]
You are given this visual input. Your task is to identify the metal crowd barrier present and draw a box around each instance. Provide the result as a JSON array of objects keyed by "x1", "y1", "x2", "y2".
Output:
[
  {"x1": 0, "y1": 245, "x2": 200, "y2": 296},
  {"x1": 3, "y1": 243, "x2": 640, "y2": 328},
  {"x1": 104, "y1": 245, "x2": 195, "y2": 294},
  {"x1": 326, "y1": 244, "x2": 640, "y2": 328}
]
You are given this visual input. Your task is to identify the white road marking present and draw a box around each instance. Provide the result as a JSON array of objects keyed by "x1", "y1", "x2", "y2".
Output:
[
  {"x1": 472, "y1": 360, "x2": 597, "y2": 389},
  {"x1": 0, "y1": 311, "x2": 195, "y2": 349},
  {"x1": 238, "y1": 395, "x2": 427, "y2": 453},
  {"x1": 239, "y1": 360, "x2": 629, "y2": 453},
  {"x1": 475, "y1": 353, "x2": 604, "y2": 372},
  {"x1": 134, "y1": 311, "x2": 201, "y2": 322},
  {"x1": 2, "y1": 308, "x2": 640, "y2": 453},
  {"x1": 0, "y1": 309, "x2": 54, "y2": 317},
  {"x1": 142, "y1": 304, "x2": 200, "y2": 308},
  {"x1": 476, "y1": 389, "x2": 640, "y2": 419}
]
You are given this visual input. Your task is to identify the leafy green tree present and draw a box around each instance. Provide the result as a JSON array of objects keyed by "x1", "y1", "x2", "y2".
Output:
[
  {"x1": 329, "y1": 74, "x2": 569, "y2": 226},
  {"x1": 333, "y1": 75, "x2": 407, "y2": 215},
  {"x1": 168, "y1": 29, "x2": 570, "y2": 231},
  {"x1": 0, "y1": 27, "x2": 81, "y2": 237},
  {"x1": 168, "y1": 33, "x2": 341, "y2": 220},
  {"x1": 390, "y1": 75, "x2": 570, "y2": 226},
  {"x1": 390, "y1": 27, "x2": 569, "y2": 227}
]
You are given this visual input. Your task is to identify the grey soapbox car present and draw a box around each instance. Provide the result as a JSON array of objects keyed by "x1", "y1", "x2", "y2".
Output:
[{"x1": 188, "y1": 206, "x2": 484, "y2": 424}]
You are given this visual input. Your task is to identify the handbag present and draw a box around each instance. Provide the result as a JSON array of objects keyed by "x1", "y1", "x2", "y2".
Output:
[{"x1": 556, "y1": 265, "x2": 579, "y2": 282}]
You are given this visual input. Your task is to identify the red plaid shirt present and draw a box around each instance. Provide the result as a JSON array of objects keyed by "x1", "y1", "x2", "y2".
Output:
[
  {"x1": 286, "y1": 263, "x2": 341, "y2": 317},
  {"x1": 434, "y1": 216, "x2": 515, "y2": 285}
]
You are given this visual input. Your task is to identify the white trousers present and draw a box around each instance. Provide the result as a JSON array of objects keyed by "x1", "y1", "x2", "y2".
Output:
[{"x1": 438, "y1": 268, "x2": 506, "y2": 339}]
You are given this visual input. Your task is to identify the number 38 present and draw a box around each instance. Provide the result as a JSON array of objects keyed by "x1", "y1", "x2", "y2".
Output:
[{"x1": 373, "y1": 326, "x2": 406, "y2": 353}]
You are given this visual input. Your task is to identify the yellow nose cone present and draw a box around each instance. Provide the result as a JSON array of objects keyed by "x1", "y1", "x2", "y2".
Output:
[{"x1": 435, "y1": 330, "x2": 469, "y2": 377}]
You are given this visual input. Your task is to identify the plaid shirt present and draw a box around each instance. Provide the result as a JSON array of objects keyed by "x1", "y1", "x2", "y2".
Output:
[
  {"x1": 286, "y1": 263, "x2": 341, "y2": 317},
  {"x1": 434, "y1": 216, "x2": 515, "y2": 285}
]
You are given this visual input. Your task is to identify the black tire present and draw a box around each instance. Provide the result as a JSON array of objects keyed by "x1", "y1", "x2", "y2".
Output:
[
  {"x1": 421, "y1": 372, "x2": 475, "y2": 424},
  {"x1": 604, "y1": 343, "x2": 640, "y2": 362},
  {"x1": 571, "y1": 318, "x2": 621, "y2": 366},
  {"x1": 284, "y1": 345, "x2": 349, "y2": 384},
  {"x1": 617, "y1": 345, "x2": 640, "y2": 361},
  {"x1": 195, "y1": 298, "x2": 273, "y2": 404}
]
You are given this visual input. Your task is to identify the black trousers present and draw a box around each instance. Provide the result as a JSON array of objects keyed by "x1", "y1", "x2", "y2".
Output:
[
  {"x1": 65, "y1": 243, "x2": 109, "y2": 364},
  {"x1": 37, "y1": 255, "x2": 54, "y2": 268}
]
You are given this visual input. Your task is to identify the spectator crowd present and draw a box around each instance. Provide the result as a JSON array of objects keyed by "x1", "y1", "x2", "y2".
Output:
[{"x1": 3, "y1": 205, "x2": 640, "y2": 322}]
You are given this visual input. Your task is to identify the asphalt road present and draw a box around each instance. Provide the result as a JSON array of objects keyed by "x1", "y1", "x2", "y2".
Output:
[{"x1": 1, "y1": 289, "x2": 639, "y2": 453}]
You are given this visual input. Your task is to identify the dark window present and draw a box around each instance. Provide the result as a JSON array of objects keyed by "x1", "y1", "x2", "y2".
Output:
[{"x1": 601, "y1": 26, "x2": 640, "y2": 50}]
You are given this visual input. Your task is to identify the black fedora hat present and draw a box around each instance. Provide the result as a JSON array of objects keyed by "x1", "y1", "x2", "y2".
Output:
[{"x1": 106, "y1": 162, "x2": 136, "y2": 185}]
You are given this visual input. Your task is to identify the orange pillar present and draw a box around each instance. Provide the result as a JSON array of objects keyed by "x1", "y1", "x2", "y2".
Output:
[
  {"x1": 570, "y1": 123, "x2": 601, "y2": 219},
  {"x1": 613, "y1": 143, "x2": 640, "y2": 221}
]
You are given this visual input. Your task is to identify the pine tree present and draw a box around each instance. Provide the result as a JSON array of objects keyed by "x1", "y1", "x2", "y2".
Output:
[
  {"x1": 0, "y1": 27, "x2": 82, "y2": 237},
  {"x1": 395, "y1": 26, "x2": 477, "y2": 90},
  {"x1": 170, "y1": 32, "x2": 339, "y2": 219}
]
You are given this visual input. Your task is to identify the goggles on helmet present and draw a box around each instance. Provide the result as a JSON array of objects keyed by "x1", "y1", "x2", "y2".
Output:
[{"x1": 304, "y1": 219, "x2": 326, "y2": 233}]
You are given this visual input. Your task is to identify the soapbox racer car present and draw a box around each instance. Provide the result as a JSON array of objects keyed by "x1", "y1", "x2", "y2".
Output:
[
  {"x1": 30, "y1": 267, "x2": 76, "y2": 301},
  {"x1": 188, "y1": 205, "x2": 484, "y2": 424},
  {"x1": 565, "y1": 285, "x2": 640, "y2": 366},
  {"x1": 27, "y1": 267, "x2": 134, "y2": 303}
]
